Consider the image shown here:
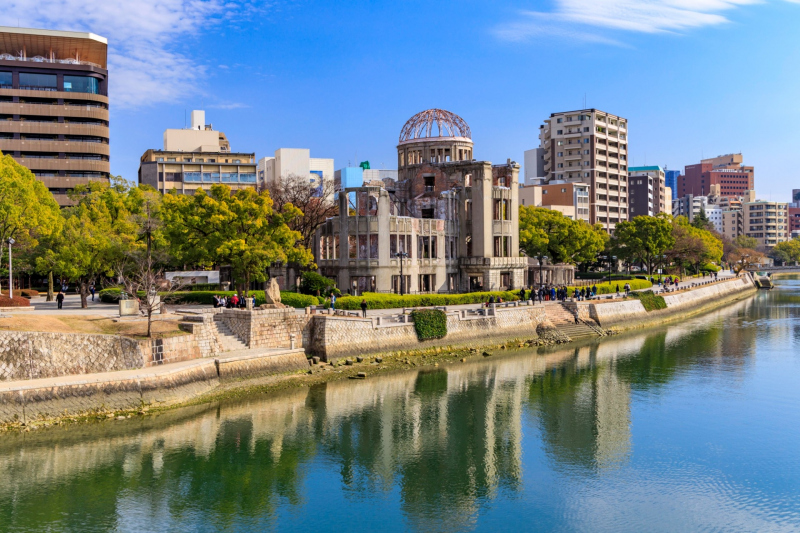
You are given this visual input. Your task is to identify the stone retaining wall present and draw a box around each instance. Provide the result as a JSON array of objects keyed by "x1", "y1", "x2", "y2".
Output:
[
  {"x1": 310, "y1": 305, "x2": 551, "y2": 361},
  {"x1": 575, "y1": 274, "x2": 755, "y2": 328},
  {"x1": 0, "y1": 332, "x2": 143, "y2": 382},
  {"x1": 216, "y1": 308, "x2": 312, "y2": 349}
]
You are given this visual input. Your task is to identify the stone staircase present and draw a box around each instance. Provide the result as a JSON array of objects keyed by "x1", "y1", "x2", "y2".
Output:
[
  {"x1": 212, "y1": 317, "x2": 247, "y2": 352},
  {"x1": 545, "y1": 303, "x2": 600, "y2": 340}
]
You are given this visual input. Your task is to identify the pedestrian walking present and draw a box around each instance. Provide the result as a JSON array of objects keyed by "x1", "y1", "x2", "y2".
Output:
[
  {"x1": 56, "y1": 290, "x2": 64, "y2": 309},
  {"x1": 519, "y1": 287, "x2": 526, "y2": 301},
  {"x1": 537, "y1": 288, "x2": 543, "y2": 304},
  {"x1": 624, "y1": 282, "x2": 631, "y2": 295},
  {"x1": 331, "y1": 292, "x2": 337, "y2": 311},
  {"x1": 616, "y1": 284, "x2": 620, "y2": 295},
  {"x1": 90, "y1": 284, "x2": 95, "y2": 301},
  {"x1": 361, "y1": 298, "x2": 368, "y2": 318},
  {"x1": 592, "y1": 285, "x2": 597, "y2": 297}
]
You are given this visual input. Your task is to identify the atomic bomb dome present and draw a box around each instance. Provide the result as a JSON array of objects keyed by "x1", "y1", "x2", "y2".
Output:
[{"x1": 398, "y1": 109, "x2": 472, "y2": 144}]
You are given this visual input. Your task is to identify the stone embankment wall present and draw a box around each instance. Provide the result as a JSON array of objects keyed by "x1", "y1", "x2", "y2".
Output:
[
  {"x1": 576, "y1": 274, "x2": 755, "y2": 328},
  {"x1": 310, "y1": 305, "x2": 551, "y2": 361},
  {"x1": 216, "y1": 308, "x2": 312, "y2": 348},
  {"x1": 0, "y1": 332, "x2": 143, "y2": 382}
]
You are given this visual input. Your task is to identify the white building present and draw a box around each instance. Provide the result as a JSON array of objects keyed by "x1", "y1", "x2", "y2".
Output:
[
  {"x1": 706, "y1": 204, "x2": 723, "y2": 233},
  {"x1": 258, "y1": 148, "x2": 334, "y2": 199},
  {"x1": 523, "y1": 147, "x2": 546, "y2": 185}
]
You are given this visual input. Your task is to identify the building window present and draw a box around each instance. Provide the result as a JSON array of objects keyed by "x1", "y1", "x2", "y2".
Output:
[
  {"x1": 370, "y1": 235, "x2": 378, "y2": 259},
  {"x1": 63, "y1": 75, "x2": 99, "y2": 94},
  {"x1": 421, "y1": 208, "x2": 434, "y2": 219},
  {"x1": 424, "y1": 175, "x2": 435, "y2": 191},
  {"x1": 0, "y1": 71, "x2": 11, "y2": 87},
  {"x1": 19, "y1": 72, "x2": 57, "y2": 90}
]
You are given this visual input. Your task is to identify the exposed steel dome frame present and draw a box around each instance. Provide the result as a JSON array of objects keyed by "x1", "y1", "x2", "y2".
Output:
[{"x1": 399, "y1": 108, "x2": 472, "y2": 143}]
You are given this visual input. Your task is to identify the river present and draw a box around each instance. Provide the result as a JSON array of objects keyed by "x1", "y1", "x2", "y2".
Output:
[{"x1": 1, "y1": 278, "x2": 799, "y2": 532}]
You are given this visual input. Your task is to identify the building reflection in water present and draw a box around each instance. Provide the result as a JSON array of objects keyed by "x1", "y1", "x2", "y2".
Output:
[{"x1": 0, "y1": 292, "x2": 766, "y2": 531}]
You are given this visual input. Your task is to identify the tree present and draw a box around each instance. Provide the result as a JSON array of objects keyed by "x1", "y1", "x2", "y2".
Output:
[
  {"x1": 265, "y1": 175, "x2": 338, "y2": 251},
  {"x1": 518, "y1": 206, "x2": 605, "y2": 264},
  {"x1": 612, "y1": 214, "x2": 675, "y2": 275},
  {"x1": 41, "y1": 180, "x2": 140, "y2": 308},
  {"x1": 667, "y1": 216, "x2": 722, "y2": 276},
  {"x1": 769, "y1": 239, "x2": 800, "y2": 265},
  {"x1": 729, "y1": 248, "x2": 764, "y2": 272},
  {"x1": 162, "y1": 185, "x2": 313, "y2": 296},
  {"x1": 734, "y1": 235, "x2": 759, "y2": 250},
  {"x1": 0, "y1": 153, "x2": 62, "y2": 293},
  {"x1": 691, "y1": 207, "x2": 715, "y2": 232}
]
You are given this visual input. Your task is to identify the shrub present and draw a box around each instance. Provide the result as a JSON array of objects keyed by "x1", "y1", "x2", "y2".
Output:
[
  {"x1": 334, "y1": 291, "x2": 523, "y2": 311},
  {"x1": 99, "y1": 287, "x2": 125, "y2": 303},
  {"x1": 411, "y1": 309, "x2": 447, "y2": 341},
  {"x1": 700, "y1": 263, "x2": 721, "y2": 272},
  {"x1": 629, "y1": 290, "x2": 667, "y2": 312},
  {"x1": 164, "y1": 290, "x2": 319, "y2": 308},
  {"x1": 0, "y1": 295, "x2": 31, "y2": 307},
  {"x1": 183, "y1": 283, "x2": 221, "y2": 291},
  {"x1": 298, "y1": 272, "x2": 336, "y2": 296}
]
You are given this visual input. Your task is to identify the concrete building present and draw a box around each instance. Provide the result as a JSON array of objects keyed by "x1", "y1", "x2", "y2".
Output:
[
  {"x1": 518, "y1": 182, "x2": 590, "y2": 223},
  {"x1": 705, "y1": 204, "x2": 723, "y2": 233},
  {"x1": 679, "y1": 153, "x2": 754, "y2": 198},
  {"x1": 537, "y1": 109, "x2": 629, "y2": 233},
  {"x1": 721, "y1": 209, "x2": 742, "y2": 241},
  {"x1": 523, "y1": 147, "x2": 545, "y2": 185},
  {"x1": 627, "y1": 166, "x2": 666, "y2": 219},
  {"x1": 788, "y1": 207, "x2": 800, "y2": 238},
  {"x1": 664, "y1": 169, "x2": 680, "y2": 200},
  {"x1": 664, "y1": 188, "x2": 673, "y2": 216},
  {"x1": 138, "y1": 110, "x2": 257, "y2": 194},
  {"x1": 0, "y1": 26, "x2": 110, "y2": 206},
  {"x1": 672, "y1": 194, "x2": 708, "y2": 222},
  {"x1": 258, "y1": 148, "x2": 334, "y2": 199},
  {"x1": 315, "y1": 108, "x2": 527, "y2": 294},
  {"x1": 742, "y1": 199, "x2": 788, "y2": 249}
]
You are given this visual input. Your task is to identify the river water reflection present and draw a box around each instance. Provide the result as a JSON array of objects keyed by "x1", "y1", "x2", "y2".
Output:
[{"x1": 3, "y1": 279, "x2": 800, "y2": 532}]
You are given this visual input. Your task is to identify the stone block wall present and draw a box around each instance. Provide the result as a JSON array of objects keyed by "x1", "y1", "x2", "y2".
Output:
[
  {"x1": 310, "y1": 305, "x2": 549, "y2": 361},
  {"x1": 0, "y1": 332, "x2": 144, "y2": 382},
  {"x1": 217, "y1": 308, "x2": 312, "y2": 349}
]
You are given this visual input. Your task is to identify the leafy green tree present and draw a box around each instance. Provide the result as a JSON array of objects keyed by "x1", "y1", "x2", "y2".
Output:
[
  {"x1": 734, "y1": 235, "x2": 759, "y2": 250},
  {"x1": 0, "y1": 153, "x2": 62, "y2": 294},
  {"x1": 162, "y1": 185, "x2": 313, "y2": 296},
  {"x1": 518, "y1": 206, "x2": 605, "y2": 264},
  {"x1": 691, "y1": 207, "x2": 715, "y2": 232},
  {"x1": 667, "y1": 216, "x2": 722, "y2": 275},
  {"x1": 613, "y1": 214, "x2": 675, "y2": 275},
  {"x1": 769, "y1": 239, "x2": 800, "y2": 265},
  {"x1": 299, "y1": 271, "x2": 336, "y2": 296},
  {"x1": 39, "y1": 180, "x2": 141, "y2": 307}
]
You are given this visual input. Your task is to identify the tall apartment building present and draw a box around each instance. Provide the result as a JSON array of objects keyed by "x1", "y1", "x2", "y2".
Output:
[
  {"x1": 0, "y1": 27, "x2": 109, "y2": 206},
  {"x1": 138, "y1": 110, "x2": 257, "y2": 194},
  {"x1": 664, "y1": 169, "x2": 680, "y2": 200},
  {"x1": 518, "y1": 181, "x2": 590, "y2": 223},
  {"x1": 537, "y1": 109, "x2": 628, "y2": 232},
  {"x1": 627, "y1": 166, "x2": 666, "y2": 219},
  {"x1": 788, "y1": 189, "x2": 800, "y2": 238},
  {"x1": 742, "y1": 199, "x2": 788, "y2": 249},
  {"x1": 258, "y1": 148, "x2": 334, "y2": 200},
  {"x1": 679, "y1": 153, "x2": 754, "y2": 198}
]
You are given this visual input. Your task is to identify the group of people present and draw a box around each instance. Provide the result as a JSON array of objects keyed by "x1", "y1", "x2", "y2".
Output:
[{"x1": 212, "y1": 294, "x2": 256, "y2": 309}]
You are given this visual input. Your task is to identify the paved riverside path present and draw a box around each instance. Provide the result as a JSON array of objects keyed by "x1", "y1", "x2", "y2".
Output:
[{"x1": 7, "y1": 271, "x2": 738, "y2": 320}]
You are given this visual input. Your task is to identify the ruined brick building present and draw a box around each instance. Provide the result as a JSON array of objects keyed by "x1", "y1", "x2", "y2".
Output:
[{"x1": 315, "y1": 109, "x2": 527, "y2": 294}]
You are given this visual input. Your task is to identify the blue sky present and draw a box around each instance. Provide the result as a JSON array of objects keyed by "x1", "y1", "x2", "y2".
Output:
[{"x1": 4, "y1": 0, "x2": 800, "y2": 199}]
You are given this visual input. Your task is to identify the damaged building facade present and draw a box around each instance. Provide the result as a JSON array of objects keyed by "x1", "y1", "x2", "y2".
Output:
[{"x1": 314, "y1": 109, "x2": 527, "y2": 294}]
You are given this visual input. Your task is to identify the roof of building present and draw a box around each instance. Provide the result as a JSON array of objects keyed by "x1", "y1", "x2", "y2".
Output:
[
  {"x1": 0, "y1": 26, "x2": 107, "y2": 69},
  {"x1": 628, "y1": 166, "x2": 662, "y2": 172},
  {"x1": 399, "y1": 109, "x2": 471, "y2": 143}
]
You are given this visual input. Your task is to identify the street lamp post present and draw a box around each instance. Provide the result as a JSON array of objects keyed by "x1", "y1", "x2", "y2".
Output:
[
  {"x1": 538, "y1": 255, "x2": 548, "y2": 287},
  {"x1": 6, "y1": 238, "x2": 14, "y2": 299},
  {"x1": 395, "y1": 251, "x2": 409, "y2": 295}
]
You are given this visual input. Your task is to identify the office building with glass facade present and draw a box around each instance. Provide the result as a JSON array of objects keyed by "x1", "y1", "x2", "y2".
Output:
[{"x1": 0, "y1": 26, "x2": 109, "y2": 206}]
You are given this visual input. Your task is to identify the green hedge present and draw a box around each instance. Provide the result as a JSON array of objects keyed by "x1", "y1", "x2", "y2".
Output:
[
  {"x1": 98, "y1": 288, "x2": 319, "y2": 308},
  {"x1": 629, "y1": 290, "x2": 667, "y2": 311},
  {"x1": 575, "y1": 273, "x2": 634, "y2": 280},
  {"x1": 183, "y1": 283, "x2": 221, "y2": 291},
  {"x1": 411, "y1": 309, "x2": 448, "y2": 341},
  {"x1": 334, "y1": 291, "x2": 523, "y2": 311},
  {"x1": 700, "y1": 263, "x2": 722, "y2": 272}
]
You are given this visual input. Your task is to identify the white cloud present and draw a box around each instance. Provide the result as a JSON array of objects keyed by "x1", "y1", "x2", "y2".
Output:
[
  {"x1": 0, "y1": 0, "x2": 245, "y2": 107},
  {"x1": 495, "y1": 0, "x2": 764, "y2": 44}
]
